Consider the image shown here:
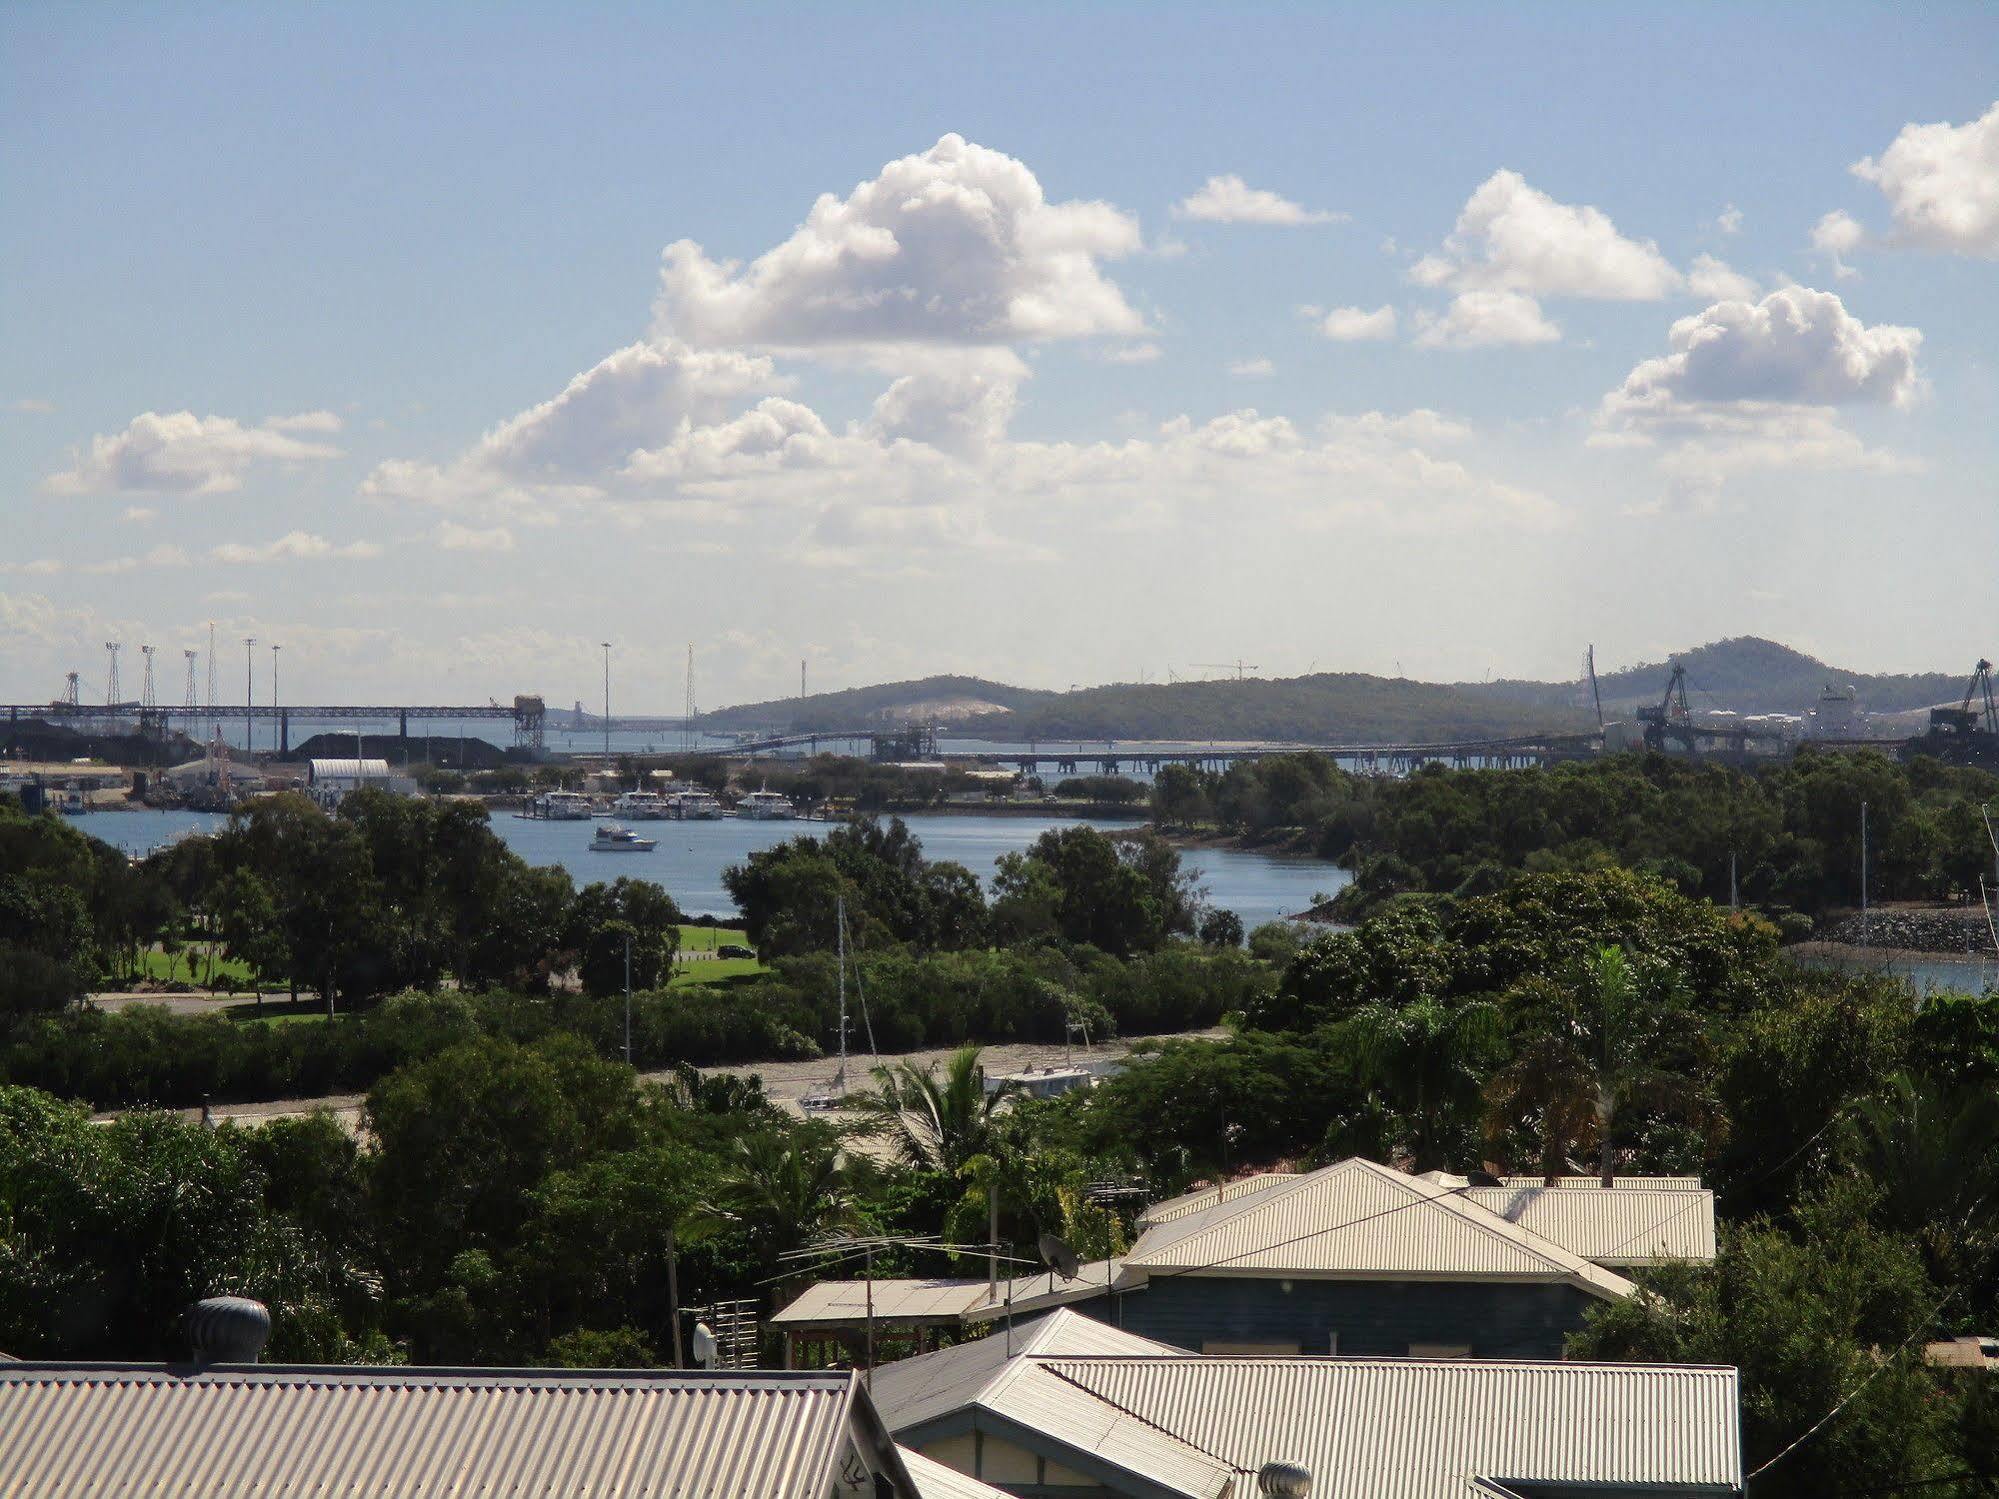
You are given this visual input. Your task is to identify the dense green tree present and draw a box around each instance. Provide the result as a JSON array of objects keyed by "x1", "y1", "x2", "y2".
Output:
[
  {"x1": 857, "y1": 1046, "x2": 1015, "y2": 1175},
  {"x1": 1572, "y1": 1185, "x2": 1956, "y2": 1498}
]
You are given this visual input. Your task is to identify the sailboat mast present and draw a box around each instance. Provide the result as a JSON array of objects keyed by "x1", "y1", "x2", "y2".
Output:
[{"x1": 834, "y1": 895, "x2": 849, "y2": 1090}]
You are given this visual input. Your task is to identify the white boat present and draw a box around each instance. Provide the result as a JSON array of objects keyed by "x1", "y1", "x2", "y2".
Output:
[
  {"x1": 589, "y1": 823, "x2": 657, "y2": 852},
  {"x1": 737, "y1": 788, "x2": 797, "y2": 820},
  {"x1": 672, "y1": 790, "x2": 724, "y2": 820},
  {"x1": 534, "y1": 790, "x2": 594, "y2": 820},
  {"x1": 614, "y1": 790, "x2": 673, "y2": 820}
]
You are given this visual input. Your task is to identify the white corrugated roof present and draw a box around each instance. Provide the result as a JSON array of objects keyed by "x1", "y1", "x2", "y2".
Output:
[
  {"x1": 1121, "y1": 1158, "x2": 1635, "y2": 1300},
  {"x1": 981, "y1": 1360, "x2": 1233, "y2": 1499},
  {"x1": 1038, "y1": 1354, "x2": 1742, "y2": 1498},
  {"x1": 0, "y1": 1364, "x2": 895, "y2": 1498},
  {"x1": 308, "y1": 758, "x2": 392, "y2": 779},
  {"x1": 898, "y1": 1444, "x2": 1015, "y2": 1499},
  {"x1": 868, "y1": 1308, "x2": 1184, "y2": 1439},
  {"x1": 774, "y1": 1277, "x2": 990, "y2": 1326},
  {"x1": 1138, "y1": 1172, "x2": 1299, "y2": 1227},
  {"x1": 778, "y1": 1260, "x2": 1141, "y2": 1332},
  {"x1": 1419, "y1": 1173, "x2": 1716, "y2": 1265}
]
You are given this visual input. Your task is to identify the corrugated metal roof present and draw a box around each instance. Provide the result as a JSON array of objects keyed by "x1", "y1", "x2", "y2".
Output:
[
  {"x1": 1139, "y1": 1173, "x2": 1300, "y2": 1228},
  {"x1": 982, "y1": 1361, "x2": 1232, "y2": 1499},
  {"x1": 898, "y1": 1445, "x2": 1014, "y2": 1499},
  {"x1": 307, "y1": 759, "x2": 392, "y2": 778},
  {"x1": 1461, "y1": 1184, "x2": 1716, "y2": 1266},
  {"x1": 1036, "y1": 1355, "x2": 1743, "y2": 1499},
  {"x1": 868, "y1": 1309, "x2": 1182, "y2": 1439},
  {"x1": 0, "y1": 1365, "x2": 882, "y2": 1498},
  {"x1": 775, "y1": 1277, "x2": 990, "y2": 1327},
  {"x1": 1121, "y1": 1159, "x2": 1635, "y2": 1300}
]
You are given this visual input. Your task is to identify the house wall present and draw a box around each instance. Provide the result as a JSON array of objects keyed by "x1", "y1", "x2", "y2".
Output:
[{"x1": 1085, "y1": 1275, "x2": 1602, "y2": 1359}]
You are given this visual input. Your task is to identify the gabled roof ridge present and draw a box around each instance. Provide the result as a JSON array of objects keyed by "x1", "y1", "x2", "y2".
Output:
[
  {"x1": 1123, "y1": 1157, "x2": 1636, "y2": 1298},
  {"x1": 1030, "y1": 1357, "x2": 1249, "y2": 1478},
  {"x1": 1030, "y1": 1352, "x2": 1741, "y2": 1377}
]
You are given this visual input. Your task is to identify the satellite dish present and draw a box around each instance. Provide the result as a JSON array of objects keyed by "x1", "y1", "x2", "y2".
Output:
[
  {"x1": 1037, "y1": 1231, "x2": 1082, "y2": 1282},
  {"x1": 1466, "y1": 1169, "x2": 1504, "y2": 1188}
]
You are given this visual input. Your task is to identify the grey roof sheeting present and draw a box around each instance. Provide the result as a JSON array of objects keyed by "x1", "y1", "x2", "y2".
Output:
[
  {"x1": 0, "y1": 1364, "x2": 914, "y2": 1498},
  {"x1": 867, "y1": 1308, "x2": 1185, "y2": 1438},
  {"x1": 1042, "y1": 1355, "x2": 1742, "y2": 1498},
  {"x1": 890, "y1": 1347, "x2": 1741, "y2": 1499}
]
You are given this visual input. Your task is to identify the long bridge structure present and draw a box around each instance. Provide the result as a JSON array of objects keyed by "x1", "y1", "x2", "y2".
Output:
[
  {"x1": 4, "y1": 698, "x2": 549, "y2": 754},
  {"x1": 693, "y1": 727, "x2": 1610, "y2": 774}
]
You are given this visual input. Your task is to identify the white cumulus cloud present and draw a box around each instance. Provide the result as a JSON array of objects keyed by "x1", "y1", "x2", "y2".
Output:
[
  {"x1": 1174, "y1": 174, "x2": 1343, "y2": 226},
  {"x1": 1686, "y1": 254, "x2": 1759, "y2": 303},
  {"x1": 1312, "y1": 305, "x2": 1398, "y2": 341},
  {"x1": 1412, "y1": 291, "x2": 1561, "y2": 349},
  {"x1": 46, "y1": 411, "x2": 343, "y2": 495},
  {"x1": 652, "y1": 133, "x2": 1144, "y2": 350},
  {"x1": 211, "y1": 531, "x2": 384, "y2": 565},
  {"x1": 1412, "y1": 169, "x2": 1682, "y2": 301},
  {"x1": 1851, "y1": 100, "x2": 1999, "y2": 257},
  {"x1": 434, "y1": 522, "x2": 517, "y2": 552},
  {"x1": 1599, "y1": 286, "x2": 1923, "y2": 491},
  {"x1": 1227, "y1": 357, "x2": 1276, "y2": 378}
]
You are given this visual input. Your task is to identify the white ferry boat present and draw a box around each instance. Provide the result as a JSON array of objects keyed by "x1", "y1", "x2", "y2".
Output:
[
  {"x1": 737, "y1": 788, "x2": 797, "y2": 820},
  {"x1": 532, "y1": 790, "x2": 594, "y2": 820},
  {"x1": 589, "y1": 823, "x2": 657, "y2": 852},
  {"x1": 672, "y1": 790, "x2": 724, "y2": 820},
  {"x1": 613, "y1": 790, "x2": 673, "y2": 820}
]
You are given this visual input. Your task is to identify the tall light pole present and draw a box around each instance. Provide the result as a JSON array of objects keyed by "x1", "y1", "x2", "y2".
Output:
[
  {"x1": 104, "y1": 642, "x2": 121, "y2": 708},
  {"x1": 601, "y1": 641, "x2": 612, "y2": 759},
  {"x1": 271, "y1": 644, "x2": 282, "y2": 757},
  {"x1": 243, "y1": 637, "x2": 256, "y2": 753}
]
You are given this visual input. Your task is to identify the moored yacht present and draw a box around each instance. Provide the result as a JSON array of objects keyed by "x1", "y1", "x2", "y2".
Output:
[
  {"x1": 532, "y1": 790, "x2": 594, "y2": 820},
  {"x1": 672, "y1": 790, "x2": 724, "y2": 820},
  {"x1": 737, "y1": 788, "x2": 797, "y2": 820},
  {"x1": 589, "y1": 823, "x2": 657, "y2": 852},
  {"x1": 613, "y1": 790, "x2": 673, "y2": 820}
]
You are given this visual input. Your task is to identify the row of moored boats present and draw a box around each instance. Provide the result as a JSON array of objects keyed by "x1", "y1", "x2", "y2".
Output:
[{"x1": 525, "y1": 788, "x2": 798, "y2": 822}]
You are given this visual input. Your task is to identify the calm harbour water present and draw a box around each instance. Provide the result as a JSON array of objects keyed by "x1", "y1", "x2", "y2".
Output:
[{"x1": 83, "y1": 807, "x2": 1347, "y2": 925}]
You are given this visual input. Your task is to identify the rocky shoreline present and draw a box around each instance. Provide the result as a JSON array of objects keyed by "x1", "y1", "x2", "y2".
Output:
[{"x1": 1814, "y1": 906, "x2": 1997, "y2": 956}]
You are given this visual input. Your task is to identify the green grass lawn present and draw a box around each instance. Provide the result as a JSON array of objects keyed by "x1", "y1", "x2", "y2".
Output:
[
  {"x1": 669, "y1": 957, "x2": 766, "y2": 987},
  {"x1": 123, "y1": 944, "x2": 255, "y2": 989},
  {"x1": 675, "y1": 924, "x2": 748, "y2": 951}
]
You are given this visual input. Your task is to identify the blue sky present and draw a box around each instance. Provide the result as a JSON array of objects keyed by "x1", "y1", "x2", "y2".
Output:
[{"x1": 4, "y1": 3, "x2": 1996, "y2": 710}]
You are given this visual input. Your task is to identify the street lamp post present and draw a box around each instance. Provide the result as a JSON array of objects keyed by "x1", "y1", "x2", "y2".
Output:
[{"x1": 243, "y1": 638, "x2": 256, "y2": 753}]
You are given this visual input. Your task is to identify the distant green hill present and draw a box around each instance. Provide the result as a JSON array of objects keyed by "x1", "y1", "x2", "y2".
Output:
[
  {"x1": 990, "y1": 674, "x2": 1589, "y2": 744},
  {"x1": 698, "y1": 675, "x2": 1052, "y2": 734},
  {"x1": 698, "y1": 638, "x2": 1978, "y2": 746},
  {"x1": 1472, "y1": 636, "x2": 1968, "y2": 718}
]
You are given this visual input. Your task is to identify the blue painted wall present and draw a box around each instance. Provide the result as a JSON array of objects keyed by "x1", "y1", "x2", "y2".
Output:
[{"x1": 1083, "y1": 1274, "x2": 1601, "y2": 1358}]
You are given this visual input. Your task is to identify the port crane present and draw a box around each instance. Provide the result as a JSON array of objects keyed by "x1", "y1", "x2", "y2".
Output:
[
  {"x1": 1905, "y1": 658, "x2": 1999, "y2": 768},
  {"x1": 1193, "y1": 661, "x2": 1261, "y2": 682}
]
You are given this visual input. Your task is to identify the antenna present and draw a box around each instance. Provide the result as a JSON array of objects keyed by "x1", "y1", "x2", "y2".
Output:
[
  {"x1": 683, "y1": 643, "x2": 697, "y2": 752},
  {"x1": 206, "y1": 622, "x2": 218, "y2": 741},
  {"x1": 270, "y1": 644, "x2": 281, "y2": 753},
  {"x1": 601, "y1": 642, "x2": 612, "y2": 758},
  {"x1": 242, "y1": 637, "x2": 256, "y2": 754},
  {"x1": 140, "y1": 645, "x2": 156, "y2": 716},
  {"x1": 104, "y1": 642, "x2": 121, "y2": 708}
]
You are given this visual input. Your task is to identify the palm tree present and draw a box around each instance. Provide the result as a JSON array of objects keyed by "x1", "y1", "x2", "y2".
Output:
[
  {"x1": 1485, "y1": 946, "x2": 1715, "y2": 1186},
  {"x1": 856, "y1": 1045, "x2": 1016, "y2": 1176},
  {"x1": 689, "y1": 1127, "x2": 858, "y2": 1300},
  {"x1": 1334, "y1": 994, "x2": 1501, "y2": 1172},
  {"x1": 1839, "y1": 1071, "x2": 1999, "y2": 1289}
]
